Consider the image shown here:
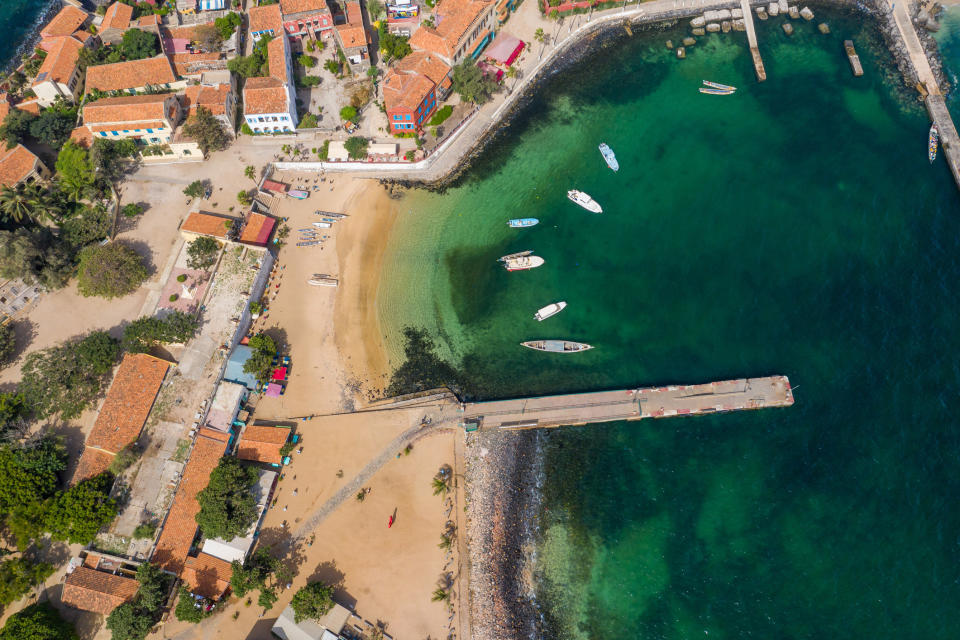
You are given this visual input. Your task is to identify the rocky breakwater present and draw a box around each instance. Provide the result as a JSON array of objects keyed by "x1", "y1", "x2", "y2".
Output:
[
  {"x1": 464, "y1": 429, "x2": 542, "y2": 640},
  {"x1": 913, "y1": 2, "x2": 951, "y2": 92}
]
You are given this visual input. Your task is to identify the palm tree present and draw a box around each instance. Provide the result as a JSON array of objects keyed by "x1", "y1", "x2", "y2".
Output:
[
  {"x1": 0, "y1": 184, "x2": 42, "y2": 224},
  {"x1": 431, "y1": 587, "x2": 449, "y2": 602},
  {"x1": 534, "y1": 28, "x2": 547, "y2": 44},
  {"x1": 244, "y1": 165, "x2": 256, "y2": 183},
  {"x1": 438, "y1": 534, "x2": 452, "y2": 550},
  {"x1": 431, "y1": 476, "x2": 449, "y2": 497},
  {"x1": 505, "y1": 65, "x2": 519, "y2": 91}
]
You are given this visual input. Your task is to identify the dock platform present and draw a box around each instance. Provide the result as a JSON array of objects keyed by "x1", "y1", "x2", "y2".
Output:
[
  {"x1": 461, "y1": 376, "x2": 794, "y2": 430},
  {"x1": 844, "y1": 40, "x2": 864, "y2": 76}
]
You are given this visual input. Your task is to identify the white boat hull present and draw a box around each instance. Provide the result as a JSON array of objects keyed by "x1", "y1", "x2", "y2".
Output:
[
  {"x1": 535, "y1": 301, "x2": 567, "y2": 321},
  {"x1": 504, "y1": 256, "x2": 545, "y2": 271}
]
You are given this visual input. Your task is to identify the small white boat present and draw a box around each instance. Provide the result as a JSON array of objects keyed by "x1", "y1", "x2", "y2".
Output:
[
  {"x1": 308, "y1": 274, "x2": 338, "y2": 287},
  {"x1": 313, "y1": 222, "x2": 332, "y2": 228},
  {"x1": 503, "y1": 255, "x2": 545, "y2": 271},
  {"x1": 521, "y1": 340, "x2": 593, "y2": 353},
  {"x1": 535, "y1": 301, "x2": 566, "y2": 321},
  {"x1": 703, "y1": 80, "x2": 736, "y2": 91},
  {"x1": 699, "y1": 87, "x2": 735, "y2": 95},
  {"x1": 598, "y1": 143, "x2": 619, "y2": 171},
  {"x1": 567, "y1": 190, "x2": 602, "y2": 213}
]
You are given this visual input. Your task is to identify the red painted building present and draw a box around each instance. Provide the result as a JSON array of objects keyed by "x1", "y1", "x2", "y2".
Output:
[
  {"x1": 383, "y1": 52, "x2": 451, "y2": 134},
  {"x1": 280, "y1": 0, "x2": 334, "y2": 49}
]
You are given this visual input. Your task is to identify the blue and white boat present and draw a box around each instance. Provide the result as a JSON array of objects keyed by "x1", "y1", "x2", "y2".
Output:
[
  {"x1": 508, "y1": 218, "x2": 539, "y2": 228},
  {"x1": 598, "y1": 143, "x2": 619, "y2": 171}
]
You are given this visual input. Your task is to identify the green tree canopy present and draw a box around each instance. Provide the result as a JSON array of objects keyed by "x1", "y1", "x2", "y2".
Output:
[
  {"x1": 0, "y1": 437, "x2": 67, "y2": 515},
  {"x1": 227, "y1": 35, "x2": 271, "y2": 78},
  {"x1": 378, "y1": 30, "x2": 411, "y2": 61},
  {"x1": 195, "y1": 457, "x2": 258, "y2": 540},
  {"x1": 0, "y1": 602, "x2": 78, "y2": 640},
  {"x1": 0, "y1": 109, "x2": 37, "y2": 150},
  {"x1": 0, "y1": 183, "x2": 61, "y2": 226},
  {"x1": 451, "y1": 60, "x2": 497, "y2": 105},
  {"x1": 0, "y1": 323, "x2": 15, "y2": 366},
  {"x1": 29, "y1": 109, "x2": 77, "y2": 150},
  {"x1": 339, "y1": 106, "x2": 357, "y2": 122},
  {"x1": 214, "y1": 12, "x2": 242, "y2": 39},
  {"x1": 0, "y1": 227, "x2": 74, "y2": 289},
  {"x1": 183, "y1": 180, "x2": 204, "y2": 199},
  {"x1": 344, "y1": 136, "x2": 368, "y2": 159},
  {"x1": 59, "y1": 204, "x2": 111, "y2": 249},
  {"x1": 19, "y1": 331, "x2": 120, "y2": 419},
  {"x1": 44, "y1": 472, "x2": 117, "y2": 544},
  {"x1": 105, "y1": 562, "x2": 170, "y2": 640},
  {"x1": 90, "y1": 138, "x2": 139, "y2": 185},
  {"x1": 133, "y1": 562, "x2": 168, "y2": 613},
  {"x1": 120, "y1": 29, "x2": 159, "y2": 60},
  {"x1": 182, "y1": 106, "x2": 230, "y2": 156},
  {"x1": 0, "y1": 557, "x2": 55, "y2": 606},
  {"x1": 174, "y1": 586, "x2": 211, "y2": 623},
  {"x1": 290, "y1": 581, "x2": 336, "y2": 623},
  {"x1": 242, "y1": 332, "x2": 278, "y2": 385},
  {"x1": 229, "y1": 547, "x2": 281, "y2": 597},
  {"x1": 55, "y1": 141, "x2": 96, "y2": 200},
  {"x1": 77, "y1": 242, "x2": 148, "y2": 299},
  {"x1": 185, "y1": 235, "x2": 221, "y2": 270},
  {"x1": 105, "y1": 603, "x2": 154, "y2": 640},
  {"x1": 121, "y1": 312, "x2": 199, "y2": 353}
]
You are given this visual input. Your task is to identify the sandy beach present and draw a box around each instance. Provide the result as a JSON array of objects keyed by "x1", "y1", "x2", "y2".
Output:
[{"x1": 158, "y1": 174, "x2": 460, "y2": 640}]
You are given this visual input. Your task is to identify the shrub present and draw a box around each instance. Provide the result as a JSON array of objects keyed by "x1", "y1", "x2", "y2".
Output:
[
  {"x1": 176, "y1": 274, "x2": 187, "y2": 283},
  {"x1": 77, "y1": 242, "x2": 148, "y2": 300},
  {"x1": 290, "y1": 582, "x2": 336, "y2": 623},
  {"x1": 183, "y1": 180, "x2": 204, "y2": 198},
  {"x1": 298, "y1": 113, "x2": 318, "y2": 128},
  {"x1": 428, "y1": 105, "x2": 453, "y2": 127},
  {"x1": 298, "y1": 54, "x2": 316, "y2": 68},
  {"x1": 186, "y1": 236, "x2": 221, "y2": 270},
  {"x1": 241, "y1": 123, "x2": 254, "y2": 135},
  {"x1": 133, "y1": 522, "x2": 157, "y2": 540},
  {"x1": 344, "y1": 136, "x2": 368, "y2": 159},
  {"x1": 297, "y1": 75, "x2": 321, "y2": 88},
  {"x1": 339, "y1": 106, "x2": 357, "y2": 121},
  {"x1": 169, "y1": 294, "x2": 178, "y2": 302},
  {"x1": 122, "y1": 203, "x2": 144, "y2": 218}
]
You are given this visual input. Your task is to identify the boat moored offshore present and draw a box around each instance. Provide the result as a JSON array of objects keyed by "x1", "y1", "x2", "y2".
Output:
[
  {"x1": 699, "y1": 87, "x2": 736, "y2": 95},
  {"x1": 502, "y1": 255, "x2": 545, "y2": 271},
  {"x1": 929, "y1": 123, "x2": 939, "y2": 163},
  {"x1": 567, "y1": 190, "x2": 602, "y2": 213},
  {"x1": 521, "y1": 340, "x2": 593, "y2": 353},
  {"x1": 598, "y1": 143, "x2": 619, "y2": 171},
  {"x1": 508, "y1": 218, "x2": 539, "y2": 228},
  {"x1": 703, "y1": 80, "x2": 737, "y2": 91},
  {"x1": 534, "y1": 301, "x2": 567, "y2": 321}
]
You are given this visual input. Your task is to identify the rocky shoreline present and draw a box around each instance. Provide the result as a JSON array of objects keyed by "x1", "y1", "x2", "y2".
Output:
[{"x1": 464, "y1": 429, "x2": 543, "y2": 640}]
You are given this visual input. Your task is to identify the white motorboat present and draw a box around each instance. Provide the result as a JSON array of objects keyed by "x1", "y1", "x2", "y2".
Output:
[
  {"x1": 567, "y1": 190, "x2": 602, "y2": 213},
  {"x1": 534, "y1": 301, "x2": 567, "y2": 321},
  {"x1": 521, "y1": 340, "x2": 593, "y2": 353},
  {"x1": 502, "y1": 255, "x2": 545, "y2": 271}
]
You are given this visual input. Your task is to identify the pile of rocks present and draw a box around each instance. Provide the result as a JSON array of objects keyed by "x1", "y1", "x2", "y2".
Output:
[{"x1": 690, "y1": 9, "x2": 746, "y2": 36}]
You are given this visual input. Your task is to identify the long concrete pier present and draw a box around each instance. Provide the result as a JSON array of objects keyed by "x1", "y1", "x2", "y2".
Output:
[
  {"x1": 741, "y1": 0, "x2": 766, "y2": 81},
  {"x1": 460, "y1": 376, "x2": 794, "y2": 430},
  {"x1": 886, "y1": 0, "x2": 960, "y2": 189}
]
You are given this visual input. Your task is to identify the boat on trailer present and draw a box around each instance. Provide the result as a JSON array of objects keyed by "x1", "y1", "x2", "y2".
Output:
[
  {"x1": 508, "y1": 218, "x2": 539, "y2": 228},
  {"x1": 521, "y1": 340, "x2": 593, "y2": 353},
  {"x1": 534, "y1": 301, "x2": 567, "y2": 321},
  {"x1": 929, "y1": 123, "x2": 939, "y2": 163}
]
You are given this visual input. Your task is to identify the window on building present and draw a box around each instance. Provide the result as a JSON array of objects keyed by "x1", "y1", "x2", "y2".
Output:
[
  {"x1": 100, "y1": 132, "x2": 108, "y2": 137},
  {"x1": 111, "y1": 131, "x2": 118, "y2": 136},
  {"x1": 146, "y1": 128, "x2": 153, "y2": 133}
]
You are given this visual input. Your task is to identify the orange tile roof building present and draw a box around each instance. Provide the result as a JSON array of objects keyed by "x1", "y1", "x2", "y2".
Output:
[
  {"x1": 31, "y1": 35, "x2": 87, "y2": 107},
  {"x1": 73, "y1": 353, "x2": 170, "y2": 484},
  {"x1": 409, "y1": 0, "x2": 495, "y2": 66},
  {"x1": 179, "y1": 212, "x2": 237, "y2": 240},
  {"x1": 249, "y1": 3, "x2": 284, "y2": 41},
  {"x1": 100, "y1": 2, "x2": 135, "y2": 45},
  {"x1": 62, "y1": 566, "x2": 139, "y2": 615},
  {"x1": 384, "y1": 52, "x2": 450, "y2": 133},
  {"x1": 280, "y1": 0, "x2": 334, "y2": 51},
  {"x1": 181, "y1": 553, "x2": 233, "y2": 600},
  {"x1": 235, "y1": 425, "x2": 291, "y2": 466},
  {"x1": 182, "y1": 82, "x2": 237, "y2": 133},
  {"x1": 80, "y1": 93, "x2": 184, "y2": 145},
  {"x1": 39, "y1": 5, "x2": 92, "y2": 49},
  {"x1": 242, "y1": 36, "x2": 297, "y2": 133},
  {"x1": 0, "y1": 144, "x2": 51, "y2": 189},
  {"x1": 333, "y1": 1, "x2": 371, "y2": 70},
  {"x1": 238, "y1": 212, "x2": 276, "y2": 246},
  {"x1": 151, "y1": 428, "x2": 229, "y2": 574},
  {"x1": 84, "y1": 55, "x2": 182, "y2": 95}
]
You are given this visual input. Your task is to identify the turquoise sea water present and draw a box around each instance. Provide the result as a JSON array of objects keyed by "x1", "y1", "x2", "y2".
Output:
[
  {"x1": 380, "y1": 9, "x2": 960, "y2": 639},
  {"x1": 0, "y1": 0, "x2": 56, "y2": 71}
]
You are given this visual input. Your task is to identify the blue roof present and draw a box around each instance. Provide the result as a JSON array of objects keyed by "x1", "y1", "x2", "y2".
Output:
[{"x1": 224, "y1": 345, "x2": 258, "y2": 390}]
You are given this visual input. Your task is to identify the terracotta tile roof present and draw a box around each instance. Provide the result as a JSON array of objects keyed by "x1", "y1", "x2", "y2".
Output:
[
  {"x1": 393, "y1": 50, "x2": 451, "y2": 85},
  {"x1": 161, "y1": 24, "x2": 212, "y2": 41},
  {"x1": 239, "y1": 212, "x2": 276, "y2": 246},
  {"x1": 62, "y1": 566, "x2": 139, "y2": 615},
  {"x1": 336, "y1": 24, "x2": 367, "y2": 49},
  {"x1": 169, "y1": 52, "x2": 224, "y2": 77},
  {"x1": 72, "y1": 448, "x2": 116, "y2": 484},
  {"x1": 281, "y1": 0, "x2": 328, "y2": 14},
  {"x1": 267, "y1": 36, "x2": 288, "y2": 84},
  {"x1": 72, "y1": 30, "x2": 95, "y2": 46},
  {"x1": 83, "y1": 93, "x2": 173, "y2": 125},
  {"x1": 151, "y1": 429, "x2": 227, "y2": 574},
  {"x1": 346, "y1": 1, "x2": 363, "y2": 24},
  {"x1": 70, "y1": 126, "x2": 94, "y2": 147},
  {"x1": 243, "y1": 77, "x2": 288, "y2": 115},
  {"x1": 86, "y1": 354, "x2": 170, "y2": 454},
  {"x1": 33, "y1": 36, "x2": 83, "y2": 86},
  {"x1": 0, "y1": 144, "x2": 41, "y2": 189},
  {"x1": 16, "y1": 100, "x2": 41, "y2": 115},
  {"x1": 42, "y1": 5, "x2": 89, "y2": 39},
  {"x1": 410, "y1": 0, "x2": 490, "y2": 59},
  {"x1": 249, "y1": 4, "x2": 283, "y2": 34},
  {"x1": 180, "y1": 211, "x2": 235, "y2": 238},
  {"x1": 85, "y1": 55, "x2": 178, "y2": 94},
  {"x1": 102, "y1": 2, "x2": 134, "y2": 31},
  {"x1": 182, "y1": 553, "x2": 233, "y2": 599},
  {"x1": 139, "y1": 14, "x2": 162, "y2": 29},
  {"x1": 236, "y1": 425, "x2": 290, "y2": 465},
  {"x1": 384, "y1": 68, "x2": 434, "y2": 113}
]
